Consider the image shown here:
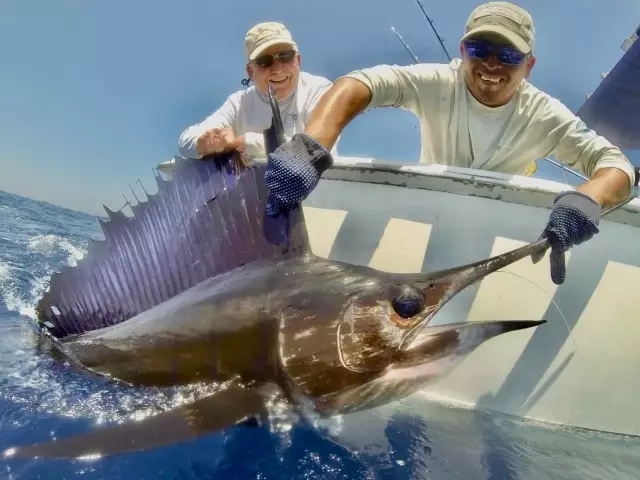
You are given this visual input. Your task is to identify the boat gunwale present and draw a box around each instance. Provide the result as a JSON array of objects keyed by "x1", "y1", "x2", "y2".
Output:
[{"x1": 158, "y1": 155, "x2": 640, "y2": 227}]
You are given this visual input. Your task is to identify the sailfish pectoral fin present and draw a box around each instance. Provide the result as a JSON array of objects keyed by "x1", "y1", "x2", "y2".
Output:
[{"x1": 3, "y1": 384, "x2": 267, "y2": 460}]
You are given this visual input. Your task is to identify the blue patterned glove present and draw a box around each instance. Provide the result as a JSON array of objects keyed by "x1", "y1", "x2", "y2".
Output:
[
  {"x1": 264, "y1": 133, "x2": 333, "y2": 217},
  {"x1": 539, "y1": 190, "x2": 601, "y2": 285}
]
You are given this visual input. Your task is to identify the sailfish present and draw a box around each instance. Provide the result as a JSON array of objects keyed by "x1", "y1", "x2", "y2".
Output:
[{"x1": 3, "y1": 85, "x2": 548, "y2": 460}]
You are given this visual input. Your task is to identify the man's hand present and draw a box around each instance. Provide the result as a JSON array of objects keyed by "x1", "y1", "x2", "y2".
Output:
[
  {"x1": 264, "y1": 133, "x2": 333, "y2": 217},
  {"x1": 535, "y1": 167, "x2": 632, "y2": 284},
  {"x1": 536, "y1": 190, "x2": 601, "y2": 285},
  {"x1": 195, "y1": 128, "x2": 244, "y2": 157}
]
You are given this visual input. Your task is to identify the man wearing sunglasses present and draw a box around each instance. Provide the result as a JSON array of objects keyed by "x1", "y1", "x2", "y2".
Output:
[
  {"x1": 178, "y1": 21, "x2": 337, "y2": 162},
  {"x1": 263, "y1": 1, "x2": 635, "y2": 286}
]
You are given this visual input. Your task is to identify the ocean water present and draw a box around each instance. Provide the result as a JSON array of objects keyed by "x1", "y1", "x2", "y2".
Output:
[{"x1": 1, "y1": 188, "x2": 640, "y2": 479}]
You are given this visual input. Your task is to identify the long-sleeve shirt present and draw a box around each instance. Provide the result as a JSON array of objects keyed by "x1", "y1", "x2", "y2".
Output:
[
  {"x1": 178, "y1": 71, "x2": 337, "y2": 160},
  {"x1": 342, "y1": 58, "x2": 635, "y2": 190}
]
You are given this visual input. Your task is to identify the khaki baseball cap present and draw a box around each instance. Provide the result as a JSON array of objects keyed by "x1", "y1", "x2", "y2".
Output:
[
  {"x1": 461, "y1": 1, "x2": 535, "y2": 54},
  {"x1": 244, "y1": 22, "x2": 298, "y2": 61}
]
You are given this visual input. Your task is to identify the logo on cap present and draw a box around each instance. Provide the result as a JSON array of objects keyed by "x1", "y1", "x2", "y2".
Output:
[{"x1": 475, "y1": 5, "x2": 524, "y2": 24}]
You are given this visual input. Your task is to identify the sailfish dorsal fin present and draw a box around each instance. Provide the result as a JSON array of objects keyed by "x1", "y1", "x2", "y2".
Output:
[{"x1": 36, "y1": 153, "x2": 310, "y2": 339}]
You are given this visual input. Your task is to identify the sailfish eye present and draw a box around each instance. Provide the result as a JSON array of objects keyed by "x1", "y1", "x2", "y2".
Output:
[{"x1": 391, "y1": 285, "x2": 425, "y2": 319}]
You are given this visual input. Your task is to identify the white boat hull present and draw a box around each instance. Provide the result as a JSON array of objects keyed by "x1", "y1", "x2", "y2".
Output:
[{"x1": 160, "y1": 155, "x2": 640, "y2": 436}]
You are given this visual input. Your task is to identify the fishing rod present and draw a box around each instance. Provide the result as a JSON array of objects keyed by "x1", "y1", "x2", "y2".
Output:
[
  {"x1": 390, "y1": 26, "x2": 420, "y2": 64},
  {"x1": 414, "y1": 0, "x2": 451, "y2": 61}
]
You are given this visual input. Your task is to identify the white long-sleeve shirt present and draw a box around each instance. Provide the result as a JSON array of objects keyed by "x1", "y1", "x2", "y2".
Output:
[
  {"x1": 342, "y1": 58, "x2": 635, "y2": 190},
  {"x1": 178, "y1": 71, "x2": 337, "y2": 160}
]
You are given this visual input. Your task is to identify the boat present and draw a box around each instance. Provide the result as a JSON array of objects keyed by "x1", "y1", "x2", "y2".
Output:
[
  {"x1": 154, "y1": 27, "x2": 640, "y2": 438},
  {"x1": 156, "y1": 151, "x2": 640, "y2": 437}
]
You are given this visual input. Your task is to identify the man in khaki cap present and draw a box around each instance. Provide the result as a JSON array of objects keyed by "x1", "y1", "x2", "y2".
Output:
[
  {"x1": 263, "y1": 1, "x2": 635, "y2": 287},
  {"x1": 178, "y1": 21, "x2": 336, "y2": 161}
]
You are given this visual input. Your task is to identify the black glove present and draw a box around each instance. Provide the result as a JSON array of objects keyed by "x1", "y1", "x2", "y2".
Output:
[
  {"x1": 537, "y1": 190, "x2": 600, "y2": 284},
  {"x1": 264, "y1": 133, "x2": 333, "y2": 217}
]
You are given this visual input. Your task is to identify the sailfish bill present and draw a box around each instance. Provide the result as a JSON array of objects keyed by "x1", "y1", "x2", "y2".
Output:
[{"x1": 5, "y1": 84, "x2": 547, "y2": 460}]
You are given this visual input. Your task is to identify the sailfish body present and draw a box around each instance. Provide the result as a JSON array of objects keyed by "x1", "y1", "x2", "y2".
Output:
[{"x1": 7, "y1": 147, "x2": 546, "y2": 460}]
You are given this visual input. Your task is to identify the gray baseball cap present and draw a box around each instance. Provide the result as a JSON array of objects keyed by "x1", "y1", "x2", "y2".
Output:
[
  {"x1": 461, "y1": 1, "x2": 536, "y2": 54},
  {"x1": 244, "y1": 22, "x2": 298, "y2": 61}
]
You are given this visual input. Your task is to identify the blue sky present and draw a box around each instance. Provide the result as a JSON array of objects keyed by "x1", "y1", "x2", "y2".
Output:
[{"x1": 0, "y1": 0, "x2": 638, "y2": 216}]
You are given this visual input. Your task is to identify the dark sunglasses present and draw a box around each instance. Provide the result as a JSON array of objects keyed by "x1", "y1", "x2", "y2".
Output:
[
  {"x1": 254, "y1": 49, "x2": 297, "y2": 68},
  {"x1": 463, "y1": 39, "x2": 526, "y2": 66}
]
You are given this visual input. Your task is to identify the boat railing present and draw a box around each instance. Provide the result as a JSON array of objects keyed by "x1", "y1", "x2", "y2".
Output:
[
  {"x1": 538, "y1": 156, "x2": 587, "y2": 186},
  {"x1": 539, "y1": 156, "x2": 640, "y2": 188}
]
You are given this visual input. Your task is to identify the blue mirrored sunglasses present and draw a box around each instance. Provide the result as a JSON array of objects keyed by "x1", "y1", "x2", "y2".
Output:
[{"x1": 462, "y1": 39, "x2": 526, "y2": 66}]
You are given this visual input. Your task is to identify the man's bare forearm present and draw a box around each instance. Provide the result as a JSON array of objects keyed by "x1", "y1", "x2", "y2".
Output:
[
  {"x1": 305, "y1": 77, "x2": 372, "y2": 150},
  {"x1": 577, "y1": 167, "x2": 632, "y2": 208}
]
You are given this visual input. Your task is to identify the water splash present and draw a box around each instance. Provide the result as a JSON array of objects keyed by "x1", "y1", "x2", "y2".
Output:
[
  {"x1": 27, "y1": 234, "x2": 86, "y2": 267},
  {"x1": 0, "y1": 262, "x2": 33, "y2": 317},
  {"x1": 0, "y1": 232, "x2": 91, "y2": 320}
]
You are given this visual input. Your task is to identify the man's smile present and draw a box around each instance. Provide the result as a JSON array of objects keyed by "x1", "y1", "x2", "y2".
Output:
[{"x1": 477, "y1": 71, "x2": 506, "y2": 86}]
